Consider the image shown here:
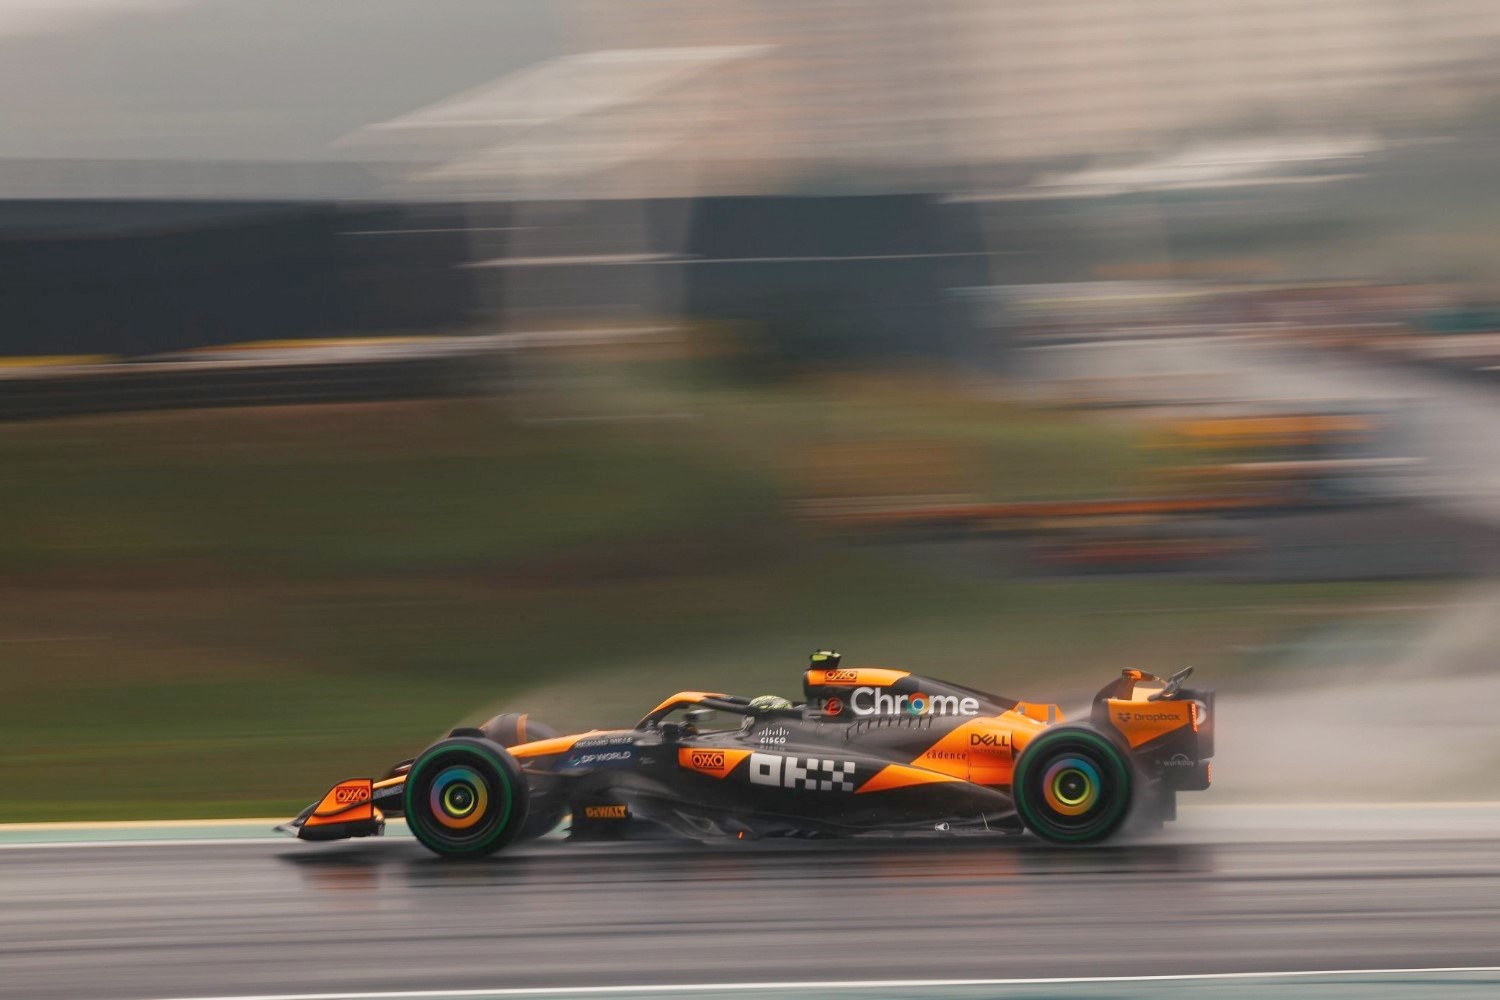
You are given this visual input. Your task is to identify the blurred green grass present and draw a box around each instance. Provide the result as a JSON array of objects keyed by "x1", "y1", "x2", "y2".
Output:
[{"x1": 0, "y1": 385, "x2": 1438, "y2": 820}]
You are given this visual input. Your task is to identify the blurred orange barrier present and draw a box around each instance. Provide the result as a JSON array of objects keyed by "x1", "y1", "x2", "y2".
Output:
[{"x1": 800, "y1": 494, "x2": 1282, "y2": 529}]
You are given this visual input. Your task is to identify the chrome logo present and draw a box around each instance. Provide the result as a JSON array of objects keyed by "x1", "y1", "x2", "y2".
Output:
[
  {"x1": 429, "y1": 765, "x2": 488, "y2": 830},
  {"x1": 849, "y1": 687, "x2": 981, "y2": 717},
  {"x1": 1041, "y1": 756, "x2": 1100, "y2": 817}
]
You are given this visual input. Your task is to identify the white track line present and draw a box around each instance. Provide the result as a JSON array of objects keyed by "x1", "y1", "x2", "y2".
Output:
[{"x1": 119, "y1": 967, "x2": 1500, "y2": 1000}]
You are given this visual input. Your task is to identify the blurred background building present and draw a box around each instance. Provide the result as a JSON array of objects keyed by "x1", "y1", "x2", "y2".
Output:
[{"x1": 6, "y1": 0, "x2": 1500, "y2": 358}]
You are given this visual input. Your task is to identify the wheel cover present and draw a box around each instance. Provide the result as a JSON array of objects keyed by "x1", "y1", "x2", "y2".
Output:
[
  {"x1": 430, "y1": 766, "x2": 488, "y2": 830},
  {"x1": 1042, "y1": 757, "x2": 1100, "y2": 816}
]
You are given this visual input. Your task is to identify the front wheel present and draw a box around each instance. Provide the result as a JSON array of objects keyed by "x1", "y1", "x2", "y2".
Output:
[
  {"x1": 403, "y1": 737, "x2": 529, "y2": 858},
  {"x1": 1012, "y1": 727, "x2": 1133, "y2": 845}
]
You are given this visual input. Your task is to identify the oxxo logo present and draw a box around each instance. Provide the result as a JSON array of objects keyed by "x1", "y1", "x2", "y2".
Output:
[
  {"x1": 678, "y1": 747, "x2": 744, "y2": 779},
  {"x1": 334, "y1": 785, "x2": 369, "y2": 805},
  {"x1": 850, "y1": 687, "x2": 980, "y2": 718},
  {"x1": 821, "y1": 669, "x2": 860, "y2": 683}
]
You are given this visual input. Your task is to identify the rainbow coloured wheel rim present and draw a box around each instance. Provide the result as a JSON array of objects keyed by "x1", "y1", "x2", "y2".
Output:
[
  {"x1": 1041, "y1": 757, "x2": 1100, "y2": 817},
  {"x1": 429, "y1": 766, "x2": 489, "y2": 830}
]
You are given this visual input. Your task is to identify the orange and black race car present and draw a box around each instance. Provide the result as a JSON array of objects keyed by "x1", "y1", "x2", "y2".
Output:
[{"x1": 277, "y1": 652, "x2": 1214, "y2": 857}]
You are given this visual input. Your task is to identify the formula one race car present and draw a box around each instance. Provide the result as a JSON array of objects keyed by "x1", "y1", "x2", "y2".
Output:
[{"x1": 278, "y1": 653, "x2": 1214, "y2": 856}]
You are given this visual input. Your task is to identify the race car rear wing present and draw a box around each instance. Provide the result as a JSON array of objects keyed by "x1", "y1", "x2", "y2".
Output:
[{"x1": 1091, "y1": 668, "x2": 1215, "y2": 790}]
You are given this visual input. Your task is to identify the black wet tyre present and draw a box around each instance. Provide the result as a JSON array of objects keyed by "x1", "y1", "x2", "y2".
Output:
[
  {"x1": 1013, "y1": 727, "x2": 1133, "y2": 845},
  {"x1": 479, "y1": 712, "x2": 558, "y2": 748},
  {"x1": 477, "y1": 713, "x2": 563, "y2": 839},
  {"x1": 403, "y1": 737, "x2": 529, "y2": 858}
]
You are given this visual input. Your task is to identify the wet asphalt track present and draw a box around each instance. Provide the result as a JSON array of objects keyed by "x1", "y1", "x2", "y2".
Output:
[{"x1": 3, "y1": 808, "x2": 1500, "y2": 1000}]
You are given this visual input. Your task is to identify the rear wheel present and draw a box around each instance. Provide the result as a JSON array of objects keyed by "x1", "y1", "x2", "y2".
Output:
[
  {"x1": 1013, "y1": 727, "x2": 1133, "y2": 845},
  {"x1": 403, "y1": 737, "x2": 529, "y2": 858}
]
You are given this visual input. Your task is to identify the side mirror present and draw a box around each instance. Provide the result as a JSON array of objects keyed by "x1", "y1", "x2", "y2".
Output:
[{"x1": 684, "y1": 708, "x2": 717, "y2": 726}]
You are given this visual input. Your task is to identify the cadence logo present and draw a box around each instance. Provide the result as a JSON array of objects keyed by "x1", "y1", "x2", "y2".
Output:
[
  {"x1": 334, "y1": 785, "x2": 369, "y2": 805},
  {"x1": 850, "y1": 687, "x2": 980, "y2": 717}
]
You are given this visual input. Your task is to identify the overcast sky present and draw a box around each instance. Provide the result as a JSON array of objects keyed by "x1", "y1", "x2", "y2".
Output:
[{"x1": 0, "y1": 0, "x2": 557, "y2": 160}]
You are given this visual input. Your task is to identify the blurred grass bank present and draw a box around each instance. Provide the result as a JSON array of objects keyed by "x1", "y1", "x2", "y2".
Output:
[{"x1": 0, "y1": 373, "x2": 1438, "y2": 820}]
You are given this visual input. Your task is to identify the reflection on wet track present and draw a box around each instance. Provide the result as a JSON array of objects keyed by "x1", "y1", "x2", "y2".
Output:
[{"x1": 2, "y1": 811, "x2": 1499, "y2": 999}]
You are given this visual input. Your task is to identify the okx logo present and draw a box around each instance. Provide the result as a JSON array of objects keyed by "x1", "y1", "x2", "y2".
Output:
[
  {"x1": 850, "y1": 687, "x2": 980, "y2": 718},
  {"x1": 749, "y1": 752, "x2": 855, "y2": 792}
]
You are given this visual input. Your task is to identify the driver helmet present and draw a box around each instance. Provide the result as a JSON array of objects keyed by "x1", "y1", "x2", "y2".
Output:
[{"x1": 747, "y1": 694, "x2": 792, "y2": 713}]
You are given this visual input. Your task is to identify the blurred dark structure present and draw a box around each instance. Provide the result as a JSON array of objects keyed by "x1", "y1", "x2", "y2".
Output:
[
  {"x1": 0, "y1": 201, "x2": 478, "y2": 357},
  {"x1": 0, "y1": 351, "x2": 500, "y2": 422},
  {"x1": 1, "y1": 193, "x2": 986, "y2": 366},
  {"x1": 681, "y1": 195, "x2": 987, "y2": 367}
]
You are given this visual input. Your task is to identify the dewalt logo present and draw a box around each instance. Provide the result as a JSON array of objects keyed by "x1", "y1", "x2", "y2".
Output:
[{"x1": 584, "y1": 804, "x2": 628, "y2": 820}]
